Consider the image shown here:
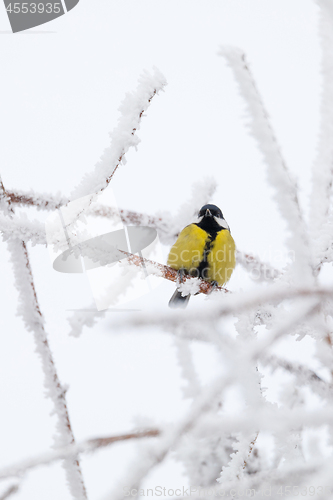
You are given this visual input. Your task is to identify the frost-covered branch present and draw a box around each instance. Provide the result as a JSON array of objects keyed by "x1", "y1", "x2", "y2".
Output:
[
  {"x1": 309, "y1": 0, "x2": 333, "y2": 232},
  {"x1": 6, "y1": 188, "x2": 170, "y2": 234},
  {"x1": 195, "y1": 404, "x2": 333, "y2": 436},
  {"x1": 220, "y1": 47, "x2": 312, "y2": 281},
  {"x1": 109, "y1": 374, "x2": 233, "y2": 500},
  {"x1": 121, "y1": 285, "x2": 333, "y2": 331},
  {"x1": 236, "y1": 250, "x2": 281, "y2": 281},
  {"x1": 7, "y1": 189, "x2": 67, "y2": 210},
  {"x1": 70, "y1": 68, "x2": 167, "y2": 201},
  {"x1": 174, "y1": 338, "x2": 201, "y2": 399},
  {"x1": 0, "y1": 176, "x2": 87, "y2": 500},
  {"x1": 0, "y1": 212, "x2": 46, "y2": 245},
  {"x1": 0, "y1": 429, "x2": 160, "y2": 480}
]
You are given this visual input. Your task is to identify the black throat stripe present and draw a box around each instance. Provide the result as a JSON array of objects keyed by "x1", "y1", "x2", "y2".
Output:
[{"x1": 193, "y1": 219, "x2": 224, "y2": 279}]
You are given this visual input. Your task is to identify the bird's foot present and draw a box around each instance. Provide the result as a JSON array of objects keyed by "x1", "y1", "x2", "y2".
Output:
[
  {"x1": 209, "y1": 281, "x2": 219, "y2": 294},
  {"x1": 176, "y1": 268, "x2": 185, "y2": 287}
]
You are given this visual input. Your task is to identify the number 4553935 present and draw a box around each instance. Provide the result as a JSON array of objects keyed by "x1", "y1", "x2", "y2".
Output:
[{"x1": 6, "y1": 3, "x2": 61, "y2": 14}]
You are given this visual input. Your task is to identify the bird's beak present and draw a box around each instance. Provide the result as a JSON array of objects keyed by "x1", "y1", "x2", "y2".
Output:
[{"x1": 205, "y1": 209, "x2": 212, "y2": 217}]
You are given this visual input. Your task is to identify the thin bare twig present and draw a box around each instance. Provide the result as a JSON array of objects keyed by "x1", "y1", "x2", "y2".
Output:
[
  {"x1": 0, "y1": 429, "x2": 160, "y2": 480},
  {"x1": 0, "y1": 484, "x2": 19, "y2": 500}
]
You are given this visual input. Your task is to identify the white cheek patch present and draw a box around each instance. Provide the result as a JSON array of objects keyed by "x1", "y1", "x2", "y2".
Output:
[
  {"x1": 191, "y1": 215, "x2": 204, "y2": 224},
  {"x1": 215, "y1": 217, "x2": 229, "y2": 229}
]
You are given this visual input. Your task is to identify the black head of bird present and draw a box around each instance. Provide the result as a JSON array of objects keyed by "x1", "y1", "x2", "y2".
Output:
[
  {"x1": 198, "y1": 204, "x2": 223, "y2": 219},
  {"x1": 197, "y1": 204, "x2": 229, "y2": 230}
]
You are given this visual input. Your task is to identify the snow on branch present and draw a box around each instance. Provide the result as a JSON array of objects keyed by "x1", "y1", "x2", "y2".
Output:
[
  {"x1": 0, "y1": 176, "x2": 88, "y2": 500},
  {"x1": 6, "y1": 189, "x2": 67, "y2": 211},
  {"x1": 220, "y1": 47, "x2": 312, "y2": 282},
  {"x1": 0, "y1": 212, "x2": 46, "y2": 246},
  {"x1": 236, "y1": 249, "x2": 280, "y2": 281},
  {"x1": 309, "y1": 0, "x2": 333, "y2": 232},
  {"x1": 121, "y1": 284, "x2": 333, "y2": 333},
  {"x1": 193, "y1": 405, "x2": 333, "y2": 441},
  {"x1": 260, "y1": 354, "x2": 333, "y2": 401},
  {"x1": 0, "y1": 429, "x2": 160, "y2": 481},
  {"x1": 109, "y1": 373, "x2": 234, "y2": 500},
  {"x1": 109, "y1": 293, "x2": 327, "y2": 498},
  {"x1": 6, "y1": 188, "x2": 170, "y2": 236},
  {"x1": 174, "y1": 338, "x2": 201, "y2": 399},
  {"x1": 70, "y1": 68, "x2": 167, "y2": 201}
]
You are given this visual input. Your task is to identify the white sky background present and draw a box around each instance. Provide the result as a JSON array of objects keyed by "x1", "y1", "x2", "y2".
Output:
[{"x1": 0, "y1": 1, "x2": 326, "y2": 499}]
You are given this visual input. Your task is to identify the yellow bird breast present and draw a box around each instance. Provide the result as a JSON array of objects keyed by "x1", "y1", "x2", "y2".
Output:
[{"x1": 167, "y1": 224, "x2": 236, "y2": 286}]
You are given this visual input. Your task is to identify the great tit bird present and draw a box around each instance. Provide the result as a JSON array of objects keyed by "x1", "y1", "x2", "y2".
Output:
[{"x1": 167, "y1": 204, "x2": 236, "y2": 308}]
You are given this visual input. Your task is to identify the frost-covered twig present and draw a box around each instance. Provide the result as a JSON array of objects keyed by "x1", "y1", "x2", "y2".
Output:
[
  {"x1": 195, "y1": 404, "x2": 333, "y2": 436},
  {"x1": 219, "y1": 310, "x2": 262, "y2": 483},
  {"x1": 121, "y1": 285, "x2": 333, "y2": 331},
  {"x1": 5, "y1": 179, "x2": 217, "y2": 245},
  {"x1": 174, "y1": 338, "x2": 201, "y2": 399},
  {"x1": 7, "y1": 189, "x2": 67, "y2": 210},
  {"x1": 309, "y1": 0, "x2": 333, "y2": 233},
  {"x1": 0, "y1": 212, "x2": 46, "y2": 245},
  {"x1": 0, "y1": 176, "x2": 87, "y2": 500},
  {"x1": 220, "y1": 47, "x2": 312, "y2": 281},
  {"x1": 0, "y1": 429, "x2": 160, "y2": 480},
  {"x1": 250, "y1": 299, "x2": 321, "y2": 360},
  {"x1": 218, "y1": 432, "x2": 259, "y2": 483},
  {"x1": 261, "y1": 354, "x2": 333, "y2": 401},
  {"x1": 109, "y1": 296, "x2": 322, "y2": 500},
  {"x1": 6, "y1": 188, "x2": 170, "y2": 233},
  {"x1": 70, "y1": 68, "x2": 167, "y2": 201},
  {"x1": 236, "y1": 250, "x2": 281, "y2": 281},
  {"x1": 109, "y1": 374, "x2": 233, "y2": 500},
  {"x1": 68, "y1": 263, "x2": 143, "y2": 337}
]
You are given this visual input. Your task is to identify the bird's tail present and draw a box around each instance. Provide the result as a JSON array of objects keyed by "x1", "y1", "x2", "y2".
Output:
[{"x1": 168, "y1": 289, "x2": 191, "y2": 309}]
